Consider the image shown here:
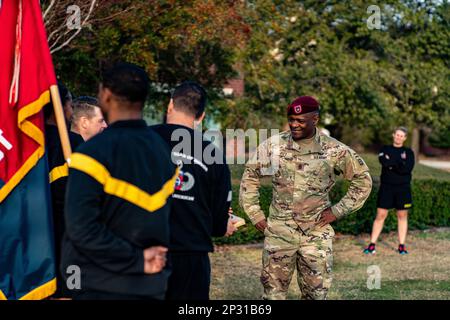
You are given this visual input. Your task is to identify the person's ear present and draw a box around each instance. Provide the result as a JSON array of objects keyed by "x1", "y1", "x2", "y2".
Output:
[
  {"x1": 98, "y1": 84, "x2": 104, "y2": 101},
  {"x1": 197, "y1": 111, "x2": 206, "y2": 123},
  {"x1": 193, "y1": 112, "x2": 205, "y2": 129},
  {"x1": 98, "y1": 84, "x2": 113, "y2": 105},
  {"x1": 167, "y1": 99, "x2": 175, "y2": 115},
  {"x1": 80, "y1": 116, "x2": 89, "y2": 129},
  {"x1": 312, "y1": 113, "x2": 319, "y2": 126}
]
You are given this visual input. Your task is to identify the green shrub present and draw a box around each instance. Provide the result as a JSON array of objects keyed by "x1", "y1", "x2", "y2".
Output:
[{"x1": 214, "y1": 180, "x2": 450, "y2": 245}]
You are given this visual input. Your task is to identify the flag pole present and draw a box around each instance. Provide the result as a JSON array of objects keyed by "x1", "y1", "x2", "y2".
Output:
[{"x1": 49, "y1": 85, "x2": 72, "y2": 161}]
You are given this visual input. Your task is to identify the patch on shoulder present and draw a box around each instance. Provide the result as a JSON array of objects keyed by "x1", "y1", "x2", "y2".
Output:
[{"x1": 353, "y1": 153, "x2": 365, "y2": 166}]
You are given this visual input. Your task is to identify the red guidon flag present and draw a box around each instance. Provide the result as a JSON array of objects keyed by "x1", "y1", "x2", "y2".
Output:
[{"x1": 0, "y1": 0, "x2": 57, "y2": 300}]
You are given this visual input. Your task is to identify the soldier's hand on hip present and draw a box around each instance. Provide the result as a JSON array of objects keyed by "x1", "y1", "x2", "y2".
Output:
[
  {"x1": 255, "y1": 219, "x2": 268, "y2": 233},
  {"x1": 317, "y1": 208, "x2": 337, "y2": 228}
]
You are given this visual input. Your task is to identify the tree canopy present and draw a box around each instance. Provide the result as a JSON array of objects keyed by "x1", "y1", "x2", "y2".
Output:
[{"x1": 45, "y1": 0, "x2": 449, "y2": 150}]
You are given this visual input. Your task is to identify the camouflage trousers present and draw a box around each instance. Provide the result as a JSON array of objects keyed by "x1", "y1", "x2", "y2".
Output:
[{"x1": 261, "y1": 218, "x2": 334, "y2": 300}]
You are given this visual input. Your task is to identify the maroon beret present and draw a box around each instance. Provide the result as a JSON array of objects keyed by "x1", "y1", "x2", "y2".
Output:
[{"x1": 287, "y1": 96, "x2": 320, "y2": 115}]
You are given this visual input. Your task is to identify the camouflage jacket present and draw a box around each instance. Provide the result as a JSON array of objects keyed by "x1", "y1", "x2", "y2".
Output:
[{"x1": 239, "y1": 130, "x2": 372, "y2": 233}]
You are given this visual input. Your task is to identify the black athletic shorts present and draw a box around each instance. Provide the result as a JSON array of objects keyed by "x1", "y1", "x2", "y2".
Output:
[{"x1": 377, "y1": 183, "x2": 412, "y2": 210}]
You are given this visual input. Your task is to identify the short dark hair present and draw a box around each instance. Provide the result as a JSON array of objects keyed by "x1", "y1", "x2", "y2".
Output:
[
  {"x1": 59, "y1": 82, "x2": 72, "y2": 105},
  {"x1": 44, "y1": 82, "x2": 71, "y2": 120},
  {"x1": 71, "y1": 96, "x2": 99, "y2": 126},
  {"x1": 172, "y1": 81, "x2": 207, "y2": 119},
  {"x1": 101, "y1": 63, "x2": 149, "y2": 105}
]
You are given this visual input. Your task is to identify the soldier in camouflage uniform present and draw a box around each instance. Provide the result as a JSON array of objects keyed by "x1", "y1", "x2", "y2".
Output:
[{"x1": 239, "y1": 96, "x2": 372, "y2": 300}]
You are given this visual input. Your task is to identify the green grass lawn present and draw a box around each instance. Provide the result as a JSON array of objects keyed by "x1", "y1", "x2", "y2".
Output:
[
  {"x1": 230, "y1": 153, "x2": 450, "y2": 185},
  {"x1": 219, "y1": 153, "x2": 450, "y2": 299},
  {"x1": 210, "y1": 229, "x2": 450, "y2": 300}
]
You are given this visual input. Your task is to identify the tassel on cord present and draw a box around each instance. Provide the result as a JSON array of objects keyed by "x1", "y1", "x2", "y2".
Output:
[{"x1": 9, "y1": 0, "x2": 22, "y2": 107}]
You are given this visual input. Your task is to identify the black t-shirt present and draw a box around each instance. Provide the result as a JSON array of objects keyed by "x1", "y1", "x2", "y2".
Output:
[
  {"x1": 150, "y1": 124, "x2": 232, "y2": 253},
  {"x1": 378, "y1": 145, "x2": 415, "y2": 185}
]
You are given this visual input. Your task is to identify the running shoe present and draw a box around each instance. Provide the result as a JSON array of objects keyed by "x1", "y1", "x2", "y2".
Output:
[
  {"x1": 363, "y1": 243, "x2": 376, "y2": 254},
  {"x1": 398, "y1": 244, "x2": 408, "y2": 255}
]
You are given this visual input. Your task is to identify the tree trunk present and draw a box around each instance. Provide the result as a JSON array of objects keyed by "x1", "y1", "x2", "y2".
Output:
[{"x1": 411, "y1": 127, "x2": 420, "y2": 162}]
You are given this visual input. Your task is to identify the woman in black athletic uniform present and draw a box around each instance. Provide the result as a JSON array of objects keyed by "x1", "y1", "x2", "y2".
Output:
[{"x1": 364, "y1": 127, "x2": 415, "y2": 255}]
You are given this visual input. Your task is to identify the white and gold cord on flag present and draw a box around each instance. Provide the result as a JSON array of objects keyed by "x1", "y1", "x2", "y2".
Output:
[{"x1": 8, "y1": 0, "x2": 22, "y2": 106}]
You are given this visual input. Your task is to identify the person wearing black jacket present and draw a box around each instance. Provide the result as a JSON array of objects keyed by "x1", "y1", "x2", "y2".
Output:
[
  {"x1": 61, "y1": 63, "x2": 178, "y2": 300},
  {"x1": 364, "y1": 127, "x2": 415, "y2": 255},
  {"x1": 150, "y1": 81, "x2": 236, "y2": 300},
  {"x1": 44, "y1": 82, "x2": 84, "y2": 298}
]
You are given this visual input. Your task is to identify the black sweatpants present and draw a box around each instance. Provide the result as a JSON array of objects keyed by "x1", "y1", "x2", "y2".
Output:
[{"x1": 165, "y1": 252, "x2": 211, "y2": 300}]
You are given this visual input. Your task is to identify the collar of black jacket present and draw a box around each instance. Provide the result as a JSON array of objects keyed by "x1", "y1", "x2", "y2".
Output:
[{"x1": 108, "y1": 119, "x2": 147, "y2": 128}]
